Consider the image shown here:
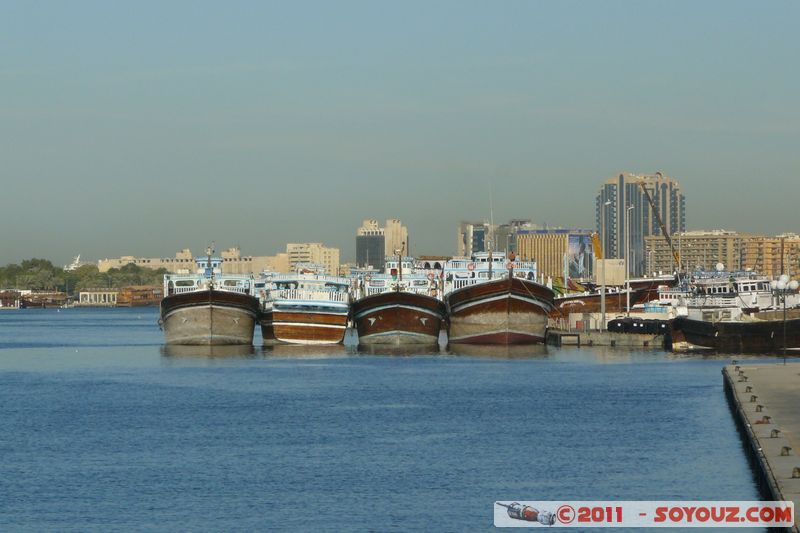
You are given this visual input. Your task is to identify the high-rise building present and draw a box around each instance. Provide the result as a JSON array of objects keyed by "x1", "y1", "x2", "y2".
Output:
[
  {"x1": 596, "y1": 171, "x2": 686, "y2": 277},
  {"x1": 356, "y1": 219, "x2": 387, "y2": 270},
  {"x1": 286, "y1": 243, "x2": 340, "y2": 275},
  {"x1": 457, "y1": 221, "x2": 492, "y2": 256},
  {"x1": 494, "y1": 219, "x2": 536, "y2": 254},
  {"x1": 355, "y1": 219, "x2": 409, "y2": 270},
  {"x1": 458, "y1": 220, "x2": 540, "y2": 256},
  {"x1": 516, "y1": 229, "x2": 594, "y2": 280},
  {"x1": 384, "y1": 218, "x2": 409, "y2": 256}
]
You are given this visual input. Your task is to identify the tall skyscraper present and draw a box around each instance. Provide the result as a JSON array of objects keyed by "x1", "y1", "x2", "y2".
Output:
[
  {"x1": 383, "y1": 218, "x2": 409, "y2": 256},
  {"x1": 457, "y1": 221, "x2": 491, "y2": 256},
  {"x1": 596, "y1": 172, "x2": 686, "y2": 277},
  {"x1": 355, "y1": 219, "x2": 409, "y2": 270},
  {"x1": 356, "y1": 219, "x2": 386, "y2": 270}
]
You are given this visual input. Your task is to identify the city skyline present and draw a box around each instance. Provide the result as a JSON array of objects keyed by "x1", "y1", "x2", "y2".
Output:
[{"x1": 3, "y1": 2, "x2": 799, "y2": 265}]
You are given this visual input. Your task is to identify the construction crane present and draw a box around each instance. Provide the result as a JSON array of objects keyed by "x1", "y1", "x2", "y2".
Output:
[{"x1": 638, "y1": 180, "x2": 681, "y2": 272}]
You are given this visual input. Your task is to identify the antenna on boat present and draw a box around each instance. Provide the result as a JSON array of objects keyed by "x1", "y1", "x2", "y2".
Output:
[
  {"x1": 206, "y1": 242, "x2": 215, "y2": 268},
  {"x1": 488, "y1": 183, "x2": 494, "y2": 280},
  {"x1": 206, "y1": 241, "x2": 215, "y2": 288}
]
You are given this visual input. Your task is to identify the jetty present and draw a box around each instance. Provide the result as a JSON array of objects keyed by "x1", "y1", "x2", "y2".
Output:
[
  {"x1": 723, "y1": 363, "x2": 800, "y2": 533},
  {"x1": 546, "y1": 329, "x2": 665, "y2": 348}
]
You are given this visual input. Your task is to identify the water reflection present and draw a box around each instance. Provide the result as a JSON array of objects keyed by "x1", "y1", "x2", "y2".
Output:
[
  {"x1": 262, "y1": 343, "x2": 355, "y2": 358},
  {"x1": 445, "y1": 343, "x2": 549, "y2": 359},
  {"x1": 160, "y1": 344, "x2": 256, "y2": 358},
  {"x1": 357, "y1": 343, "x2": 444, "y2": 357}
]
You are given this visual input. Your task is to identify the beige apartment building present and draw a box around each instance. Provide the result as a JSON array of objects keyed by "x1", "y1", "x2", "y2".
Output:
[
  {"x1": 644, "y1": 231, "x2": 800, "y2": 278},
  {"x1": 286, "y1": 243, "x2": 341, "y2": 275},
  {"x1": 741, "y1": 234, "x2": 800, "y2": 278},
  {"x1": 644, "y1": 230, "x2": 745, "y2": 274}
]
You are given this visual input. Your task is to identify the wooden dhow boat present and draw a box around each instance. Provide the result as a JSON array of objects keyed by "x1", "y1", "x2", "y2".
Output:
[
  {"x1": 259, "y1": 267, "x2": 351, "y2": 345},
  {"x1": 663, "y1": 271, "x2": 800, "y2": 353},
  {"x1": 351, "y1": 256, "x2": 446, "y2": 346},
  {"x1": 444, "y1": 252, "x2": 555, "y2": 345},
  {"x1": 550, "y1": 287, "x2": 646, "y2": 319},
  {"x1": 159, "y1": 249, "x2": 259, "y2": 345}
]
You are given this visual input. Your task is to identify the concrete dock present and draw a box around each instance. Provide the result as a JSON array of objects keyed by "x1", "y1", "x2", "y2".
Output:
[
  {"x1": 723, "y1": 363, "x2": 800, "y2": 532},
  {"x1": 546, "y1": 329, "x2": 665, "y2": 348}
]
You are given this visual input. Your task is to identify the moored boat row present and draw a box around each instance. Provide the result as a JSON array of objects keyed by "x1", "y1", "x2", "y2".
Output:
[
  {"x1": 159, "y1": 249, "x2": 557, "y2": 347},
  {"x1": 150, "y1": 249, "x2": 800, "y2": 354}
]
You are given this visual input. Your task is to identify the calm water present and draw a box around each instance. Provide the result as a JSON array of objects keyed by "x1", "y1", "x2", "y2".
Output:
[{"x1": 0, "y1": 308, "x2": 786, "y2": 532}]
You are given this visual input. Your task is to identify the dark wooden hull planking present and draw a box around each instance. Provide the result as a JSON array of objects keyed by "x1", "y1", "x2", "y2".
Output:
[
  {"x1": 260, "y1": 309, "x2": 348, "y2": 345},
  {"x1": 352, "y1": 291, "x2": 446, "y2": 345},
  {"x1": 159, "y1": 289, "x2": 259, "y2": 345},
  {"x1": 550, "y1": 288, "x2": 647, "y2": 319},
  {"x1": 446, "y1": 276, "x2": 555, "y2": 345}
]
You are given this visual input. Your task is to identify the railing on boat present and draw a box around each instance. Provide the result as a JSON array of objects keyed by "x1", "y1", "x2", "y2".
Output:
[
  {"x1": 363, "y1": 285, "x2": 434, "y2": 297},
  {"x1": 270, "y1": 289, "x2": 349, "y2": 303},
  {"x1": 169, "y1": 284, "x2": 251, "y2": 295},
  {"x1": 267, "y1": 274, "x2": 350, "y2": 286}
]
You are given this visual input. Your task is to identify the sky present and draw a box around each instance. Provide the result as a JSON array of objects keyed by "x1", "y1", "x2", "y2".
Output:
[{"x1": 2, "y1": 1, "x2": 798, "y2": 265}]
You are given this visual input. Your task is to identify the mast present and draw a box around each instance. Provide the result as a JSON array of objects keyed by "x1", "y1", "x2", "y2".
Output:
[
  {"x1": 488, "y1": 183, "x2": 494, "y2": 280},
  {"x1": 206, "y1": 242, "x2": 215, "y2": 287}
]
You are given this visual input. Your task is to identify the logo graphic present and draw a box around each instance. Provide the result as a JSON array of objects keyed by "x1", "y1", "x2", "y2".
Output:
[
  {"x1": 494, "y1": 501, "x2": 794, "y2": 528},
  {"x1": 496, "y1": 502, "x2": 556, "y2": 525}
]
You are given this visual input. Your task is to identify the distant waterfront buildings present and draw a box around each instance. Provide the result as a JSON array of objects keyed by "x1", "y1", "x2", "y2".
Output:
[
  {"x1": 457, "y1": 221, "x2": 490, "y2": 256},
  {"x1": 458, "y1": 220, "x2": 542, "y2": 256},
  {"x1": 644, "y1": 231, "x2": 800, "y2": 278},
  {"x1": 644, "y1": 230, "x2": 745, "y2": 274},
  {"x1": 97, "y1": 247, "x2": 290, "y2": 275},
  {"x1": 741, "y1": 234, "x2": 800, "y2": 278},
  {"x1": 383, "y1": 219, "x2": 409, "y2": 256},
  {"x1": 494, "y1": 219, "x2": 536, "y2": 254},
  {"x1": 356, "y1": 219, "x2": 385, "y2": 270},
  {"x1": 596, "y1": 171, "x2": 686, "y2": 277},
  {"x1": 355, "y1": 219, "x2": 409, "y2": 270},
  {"x1": 77, "y1": 288, "x2": 119, "y2": 307},
  {"x1": 516, "y1": 229, "x2": 594, "y2": 280},
  {"x1": 456, "y1": 222, "x2": 491, "y2": 257},
  {"x1": 286, "y1": 242, "x2": 340, "y2": 275}
]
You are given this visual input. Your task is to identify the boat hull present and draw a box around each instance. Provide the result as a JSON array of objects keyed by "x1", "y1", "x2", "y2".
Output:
[
  {"x1": 550, "y1": 288, "x2": 645, "y2": 319},
  {"x1": 160, "y1": 290, "x2": 259, "y2": 345},
  {"x1": 352, "y1": 291, "x2": 446, "y2": 346},
  {"x1": 670, "y1": 315, "x2": 800, "y2": 353},
  {"x1": 260, "y1": 309, "x2": 348, "y2": 345},
  {"x1": 446, "y1": 277, "x2": 555, "y2": 345}
]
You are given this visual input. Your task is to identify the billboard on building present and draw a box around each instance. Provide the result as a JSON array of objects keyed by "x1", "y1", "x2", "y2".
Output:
[{"x1": 568, "y1": 233, "x2": 593, "y2": 279}]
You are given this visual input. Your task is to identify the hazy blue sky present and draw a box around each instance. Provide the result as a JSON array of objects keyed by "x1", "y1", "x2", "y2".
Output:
[{"x1": 2, "y1": 1, "x2": 798, "y2": 265}]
